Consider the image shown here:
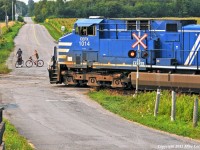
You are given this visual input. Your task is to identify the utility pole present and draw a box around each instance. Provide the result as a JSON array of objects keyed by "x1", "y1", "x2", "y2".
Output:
[
  {"x1": 0, "y1": 24, "x2": 2, "y2": 37},
  {"x1": 12, "y1": 0, "x2": 13, "y2": 21},
  {"x1": 5, "y1": 8, "x2": 8, "y2": 28},
  {"x1": 15, "y1": 3, "x2": 17, "y2": 21}
]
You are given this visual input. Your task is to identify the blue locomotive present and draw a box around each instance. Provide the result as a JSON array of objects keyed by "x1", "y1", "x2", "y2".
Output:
[{"x1": 48, "y1": 17, "x2": 200, "y2": 91}]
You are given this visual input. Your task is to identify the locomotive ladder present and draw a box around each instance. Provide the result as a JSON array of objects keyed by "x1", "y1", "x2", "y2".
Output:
[{"x1": 50, "y1": 63, "x2": 58, "y2": 84}]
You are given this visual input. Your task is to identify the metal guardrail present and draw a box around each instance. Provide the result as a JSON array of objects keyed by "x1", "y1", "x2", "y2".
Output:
[{"x1": 0, "y1": 107, "x2": 5, "y2": 150}]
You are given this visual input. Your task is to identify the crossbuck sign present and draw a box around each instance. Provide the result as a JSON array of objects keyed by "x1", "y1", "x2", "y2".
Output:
[{"x1": 132, "y1": 33, "x2": 148, "y2": 49}]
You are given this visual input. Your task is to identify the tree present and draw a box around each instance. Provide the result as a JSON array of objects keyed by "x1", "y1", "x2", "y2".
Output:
[
  {"x1": 55, "y1": 0, "x2": 65, "y2": 17},
  {"x1": 1, "y1": 0, "x2": 10, "y2": 27},
  {"x1": 34, "y1": 0, "x2": 48, "y2": 22},
  {"x1": 28, "y1": 0, "x2": 34, "y2": 16},
  {"x1": 30, "y1": 0, "x2": 200, "y2": 22},
  {"x1": 16, "y1": 1, "x2": 28, "y2": 17}
]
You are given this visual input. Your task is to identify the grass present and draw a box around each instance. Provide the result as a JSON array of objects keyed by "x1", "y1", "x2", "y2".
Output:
[
  {"x1": 88, "y1": 90, "x2": 200, "y2": 139},
  {"x1": 42, "y1": 22, "x2": 62, "y2": 41},
  {"x1": 42, "y1": 18, "x2": 77, "y2": 41},
  {"x1": 0, "y1": 22, "x2": 23, "y2": 74},
  {"x1": 3, "y1": 119, "x2": 34, "y2": 150}
]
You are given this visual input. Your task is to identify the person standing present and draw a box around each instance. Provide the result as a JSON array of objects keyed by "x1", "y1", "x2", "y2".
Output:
[
  {"x1": 16, "y1": 48, "x2": 23, "y2": 65},
  {"x1": 33, "y1": 50, "x2": 39, "y2": 64}
]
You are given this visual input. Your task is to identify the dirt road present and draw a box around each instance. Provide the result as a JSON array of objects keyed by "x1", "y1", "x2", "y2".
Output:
[{"x1": 0, "y1": 17, "x2": 199, "y2": 150}]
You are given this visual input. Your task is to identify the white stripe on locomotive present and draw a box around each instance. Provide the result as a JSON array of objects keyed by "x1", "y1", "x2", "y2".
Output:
[
  {"x1": 184, "y1": 34, "x2": 200, "y2": 65},
  {"x1": 58, "y1": 42, "x2": 72, "y2": 46}
]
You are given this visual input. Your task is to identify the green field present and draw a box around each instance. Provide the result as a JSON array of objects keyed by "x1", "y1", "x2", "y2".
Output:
[
  {"x1": 88, "y1": 90, "x2": 200, "y2": 139},
  {"x1": 42, "y1": 18, "x2": 77, "y2": 41},
  {"x1": 0, "y1": 22, "x2": 23, "y2": 74}
]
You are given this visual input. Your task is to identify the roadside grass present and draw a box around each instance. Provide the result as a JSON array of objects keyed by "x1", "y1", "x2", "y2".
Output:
[
  {"x1": 0, "y1": 22, "x2": 23, "y2": 74},
  {"x1": 88, "y1": 90, "x2": 200, "y2": 139},
  {"x1": 42, "y1": 18, "x2": 77, "y2": 41},
  {"x1": 42, "y1": 22, "x2": 62, "y2": 41},
  {"x1": 3, "y1": 119, "x2": 34, "y2": 150}
]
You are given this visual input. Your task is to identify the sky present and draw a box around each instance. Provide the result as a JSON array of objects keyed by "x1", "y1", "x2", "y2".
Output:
[{"x1": 18, "y1": 0, "x2": 40, "y2": 5}]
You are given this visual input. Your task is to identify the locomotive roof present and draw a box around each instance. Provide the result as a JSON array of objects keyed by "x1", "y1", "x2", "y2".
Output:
[
  {"x1": 75, "y1": 19, "x2": 103, "y2": 26},
  {"x1": 112, "y1": 18, "x2": 197, "y2": 21},
  {"x1": 75, "y1": 18, "x2": 198, "y2": 27},
  {"x1": 183, "y1": 24, "x2": 200, "y2": 30}
]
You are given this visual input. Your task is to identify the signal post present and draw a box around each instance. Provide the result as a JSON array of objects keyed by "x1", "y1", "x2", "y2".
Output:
[{"x1": 131, "y1": 32, "x2": 148, "y2": 96}]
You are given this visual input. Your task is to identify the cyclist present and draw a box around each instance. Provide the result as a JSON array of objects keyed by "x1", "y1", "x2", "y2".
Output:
[
  {"x1": 16, "y1": 48, "x2": 23, "y2": 65},
  {"x1": 33, "y1": 50, "x2": 39, "y2": 65}
]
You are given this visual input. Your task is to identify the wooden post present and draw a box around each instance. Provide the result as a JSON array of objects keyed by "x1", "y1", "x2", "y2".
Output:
[
  {"x1": 193, "y1": 98, "x2": 198, "y2": 128},
  {"x1": 154, "y1": 89, "x2": 161, "y2": 117},
  {"x1": 171, "y1": 90, "x2": 176, "y2": 121}
]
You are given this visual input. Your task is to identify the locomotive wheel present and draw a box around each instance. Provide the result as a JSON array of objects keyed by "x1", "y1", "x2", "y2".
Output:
[
  {"x1": 90, "y1": 78, "x2": 96, "y2": 83},
  {"x1": 114, "y1": 80, "x2": 120, "y2": 85}
]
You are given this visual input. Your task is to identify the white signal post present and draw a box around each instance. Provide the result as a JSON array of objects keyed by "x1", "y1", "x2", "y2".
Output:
[{"x1": 132, "y1": 32, "x2": 148, "y2": 96}]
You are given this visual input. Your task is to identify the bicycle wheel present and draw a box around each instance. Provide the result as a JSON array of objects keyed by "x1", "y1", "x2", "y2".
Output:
[
  {"x1": 15, "y1": 61, "x2": 20, "y2": 68},
  {"x1": 37, "y1": 60, "x2": 44, "y2": 67},
  {"x1": 15, "y1": 60, "x2": 24, "y2": 68},
  {"x1": 25, "y1": 60, "x2": 33, "y2": 68}
]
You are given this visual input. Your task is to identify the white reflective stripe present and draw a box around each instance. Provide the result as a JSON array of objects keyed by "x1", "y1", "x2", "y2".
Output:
[
  {"x1": 184, "y1": 34, "x2": 200, "y2": 65},
  {"x1": 58, "y1": 42, "x2": 72, "y2": 46},
  {"x1": 179, "y1": 30, "x2": 200, "y2": 33},
  {"x1": 58, "y1": 55, "x2": 67, "y2": 59},
  {"x1": 189, "y1": 43, "x2": 200, "y2": 65},
  {"x1": 58, "y1": 48, "x2": 69, "y2": 52},
  {"x1": 59, "y1": 33, "x2": 72, "y2": 40}
]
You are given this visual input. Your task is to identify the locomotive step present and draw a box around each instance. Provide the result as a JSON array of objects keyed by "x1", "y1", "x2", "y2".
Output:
[{"x1": 50, "y1": 81, "x2": 57, "y2": 84}]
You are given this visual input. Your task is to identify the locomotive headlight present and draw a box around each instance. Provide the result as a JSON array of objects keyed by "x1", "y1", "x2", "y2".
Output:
[{"x1": 128, "y1": 50, "x2": 136, "y2": 58}]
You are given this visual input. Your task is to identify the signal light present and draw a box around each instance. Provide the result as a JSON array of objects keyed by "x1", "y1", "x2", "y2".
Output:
[
  {"x1": 141, "y1": 51, "x2": 148, "y2": 58},
  {"x1": 128, "y1": 50, "x2": 136, "y2": 58}
]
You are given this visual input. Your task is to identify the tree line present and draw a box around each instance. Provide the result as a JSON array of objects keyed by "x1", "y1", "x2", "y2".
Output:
[
  {"x1": 0, "y1": 0, "x2": 27, "y2": 21},
  {"x1": 1, "y1": 0, "x2": 200, "y2": 23},
  {"x1": 30, "y1": 0, "x2": 200, "y2": 22}
]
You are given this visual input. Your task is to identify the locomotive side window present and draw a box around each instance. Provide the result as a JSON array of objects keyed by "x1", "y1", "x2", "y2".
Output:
[
  {"x1": 166, "y1": 24, "x2": 177, "y2": 32},
  {"x1": 79, "y1": 27, "x2": 87, "y2": 36},
  {"x1": 127, "y1": 20, "x2": 136, "y2": 30},
  {"x1": 140, "y1": 20, "x2": 149, "y2": 30},
  {"x1": 127, "y1": 20, "x2": 149, "y2": 30},
  {"x1": 87, "y1": 26, "x2": 96, "y2": 36},
  {"x1": 75, "y1": 26, "x2": 79, "y2": 34},
  {"x1": 78, "y1": 26, "x2": 96, "y2": 36}
]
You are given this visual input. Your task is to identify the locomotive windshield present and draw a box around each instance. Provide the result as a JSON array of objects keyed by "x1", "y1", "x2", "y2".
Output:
[
  {"x1": 75, "y1": 26, "x2": 96, "y2": 36},
  {"x1": 74, "y1": 18, "x2": 102, "y2": 36}
]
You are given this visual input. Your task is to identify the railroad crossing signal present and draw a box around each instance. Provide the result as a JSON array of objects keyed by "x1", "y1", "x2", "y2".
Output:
[
  {"x1": 132, "y1": 33, "x2": 148, "y2": 49},
  {"x1": 128, "y1": 50, "x2": 136, "y2": 58}
]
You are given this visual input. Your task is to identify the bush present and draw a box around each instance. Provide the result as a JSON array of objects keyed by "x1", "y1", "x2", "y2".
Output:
[
  {"x1": 0, "y1": 37, "x2": 7, "y2": 48},
  {"x1": 17, "y1": 16, "x2": 24, "y2": 22}
]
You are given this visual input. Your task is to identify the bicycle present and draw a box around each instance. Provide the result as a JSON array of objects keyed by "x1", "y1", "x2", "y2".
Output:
[
  {"x1": 15, "y1": 58, "x2": 24, "y2": 68},
  {"x1": 25, "y1": 56, "x2": 44, "y2": 68}
]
